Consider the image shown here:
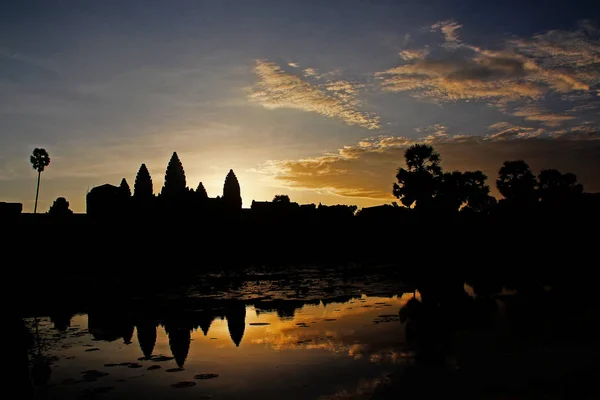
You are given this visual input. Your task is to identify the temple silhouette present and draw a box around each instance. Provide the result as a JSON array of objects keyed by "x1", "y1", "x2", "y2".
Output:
[{"x1": 86, "y1": 152, "x2": 243, "y2": 218}]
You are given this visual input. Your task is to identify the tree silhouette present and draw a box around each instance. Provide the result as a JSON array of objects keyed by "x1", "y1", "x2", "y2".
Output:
[
  {"x1": 393, "y1": 144, "x2": 442, "y2": 209},
  {"x1": 496, "y1": 160, "x2": 537, "y2": 206},
  {"x1": 30, "y1": 148, "x2": 51, "y2": 213},
  {"x1": 461, "y1": 170, "x2": 495, "y2": 212},
  {"x1": 538, "y1": 169, "x2": 583, "y2": 206},
  {"x1": 404, "y1": 144, "x2": 442, "y2": 174},
  {"x1": 134, "y1": 164, "x2": 153, "y2": 198},
  {"x1": 273, "y1": 194, "x2": 290, "y2": 204},
  {"x1": 48, "y1": 197, "x2": 73, "y2": 216},
  {"x1": 119, "y1": 178, "x2": 131, "y2": 197},
  {"x1": 434, "y1": 171, "x2": 467, "y2": 212},
  {"x1": 161, "y1": 152, "x2": 187, "y2": 197},
  {"x1": 196, "y1": 182, "x2": 208, "y2": 200},
  {"x1": 223, "y1": 169, "x2": 242, "y2": 209}
]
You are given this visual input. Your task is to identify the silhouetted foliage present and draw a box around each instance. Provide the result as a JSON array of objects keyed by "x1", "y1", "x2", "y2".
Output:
[
  {"x1": 435, "y1": 170, "x2": 494, "y2": 213},
  {"x1": 48, "y1": 197, "x2": 73, "y2": 216},
  {"x1": 30, "y1": 148, "x2": 51, "y2": 214},
  {"x1": 161, "y1": 152, "x2": 187, "y2": 197},
  {"x1": 496, "y1": 160, "x2": 537, "y2": 206},
  {"x1": 460, "y1": 171, "x2": 496, "y2": 212},
  {"x1": 273, "y1": 194, "x2": 291, "y2": 204},
  {"x1": 119, "y1": 178, "x2": 131, "y2": 197},
  {"x1": 393, "y1": 145, "x2": 494, "y2": 214},
  {"x1": 223, "y1": 169, "x2": 242, "y2": 209},
  {"x1": 538, "y1": 169, "x2": 583, "y2": 207},
  {"x1": 134, "y1": 163, "x2": 153, "y2": 198},
  {"x1": 393, "y1": 144, "x2": 441, "y2": 209}
]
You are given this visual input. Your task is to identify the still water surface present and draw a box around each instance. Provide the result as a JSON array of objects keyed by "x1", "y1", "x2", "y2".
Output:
[{"x1": 29, "y1": 294, "x2": 417, "y2": 400}]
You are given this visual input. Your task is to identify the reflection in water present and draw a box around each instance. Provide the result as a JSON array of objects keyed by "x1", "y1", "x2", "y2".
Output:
[
  {"x1": 164, "y1": 321, "x2": 191, "y2": 368},
  {"x1": 197, "y1": 311, "x2": 213, "y2": 336},
  {"x1": 24, "y1": 295, "x2": 413, "y2": 400},
  {"x1": 88, "y1": 312, "x2": 135, "y2": 343},
  {"x1": 136, "y1": 321, "x2": 158, "y2": 359},
  {"x1": 22, "y1": 284, "x2": 600, "y2": 399},
  {"x1": 226, "y1": 304, "x2": 246, "y2": 347},
  {"x1": 49, "y1": 312, "x2": 72, "y2": 332}
]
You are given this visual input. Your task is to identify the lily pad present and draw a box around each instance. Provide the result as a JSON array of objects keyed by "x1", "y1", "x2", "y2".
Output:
[
  {"x1": 249, "y1": 322, "x2": 270, "y2": 326},
  {"x1": 150, "y1": 355, "x2": 174, "y2": 362},
  {"x1": 194, "y1": 373, "x2": 219, "y2": 380},
  {"x1": 84, "y1": 347, "x2": 100, "y2": 352},
  {"x1": 147, "y1": 365, "x2": 161, "y2": 371},
  {"x1": 166, "y1": 368, "x2": 185, "y2": 373}
]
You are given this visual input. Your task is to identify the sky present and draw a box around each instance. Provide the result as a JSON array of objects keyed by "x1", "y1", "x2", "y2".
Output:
[{"x1": 1, "y1": 0, "x2": 599, "y2": 212}]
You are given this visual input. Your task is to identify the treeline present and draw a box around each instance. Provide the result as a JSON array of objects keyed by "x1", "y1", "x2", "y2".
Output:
[{"x1": 390, "y1": 144, "x2": 597, "y2": 217}]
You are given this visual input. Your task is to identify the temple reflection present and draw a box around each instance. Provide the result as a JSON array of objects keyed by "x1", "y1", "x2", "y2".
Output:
[
  {"x1": 226, "y1": 303, "x2": 246, "y2": 347},
  {"x1": 164, "y1": 320, "x2": 192, "y2": 368},
  {"x1": 136, "y1": 320, "x2": 157, "y2": 359}
]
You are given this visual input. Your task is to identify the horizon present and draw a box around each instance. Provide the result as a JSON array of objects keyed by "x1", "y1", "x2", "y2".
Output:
[{"x1": 1, "y1": 1, "x2": 599, "y2": 213}]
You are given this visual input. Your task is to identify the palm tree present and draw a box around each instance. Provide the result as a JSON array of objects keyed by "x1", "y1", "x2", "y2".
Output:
[
  {"x1": 404, "y1": 144, "x2": 442, "y2": 174},
  {"x1": 30, "y1": 148, "x2": 51, "y2": 213}
]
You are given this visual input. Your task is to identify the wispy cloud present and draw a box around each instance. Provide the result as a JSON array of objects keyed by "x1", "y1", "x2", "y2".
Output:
[
  {"x1": 550, "y1": 123, "x2": 599, "y2": 140},
  {"x1": 431, "y1": 20, "x2": 463, "y2": 49},
  {"x1": 508, "y1": 21, "x2": 600, "y2": 89},
  {"x1": 398, "y1": 48, "x2": 429, "y2": 61},
  {"x1": 248, "y1": 60, "x2": 380, "y2": 129},
  {"x1": 377, "y1": 21, "x2": 597, "y2": 110},
  {"x1": 487, "y1": 122, "x2": 544, "y2": 140},
  {"x1": 512, "y1": 106, "x2": 575, "y2": 127}
]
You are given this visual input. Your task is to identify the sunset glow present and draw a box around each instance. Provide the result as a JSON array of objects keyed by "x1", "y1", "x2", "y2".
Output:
[{"x1": 1, "y1": 1, "x2": 598, "y2": 212}]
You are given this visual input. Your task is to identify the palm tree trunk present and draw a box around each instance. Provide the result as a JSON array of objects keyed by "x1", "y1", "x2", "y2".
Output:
[{"x1": 34, "y1": 171, "x2": 41, "y2": 214}]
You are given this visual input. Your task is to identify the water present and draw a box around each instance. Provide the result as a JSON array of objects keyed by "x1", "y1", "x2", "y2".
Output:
[{"x1": 27, "y1": 294, "x2": 417, "y2": 400}]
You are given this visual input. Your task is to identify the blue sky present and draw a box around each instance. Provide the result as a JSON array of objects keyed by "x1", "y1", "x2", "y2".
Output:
[{"x1": 1, "y1": 0, "x2": 599, "y2": 212}]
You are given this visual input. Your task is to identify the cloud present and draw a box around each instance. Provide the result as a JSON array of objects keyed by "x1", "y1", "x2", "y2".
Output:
[
  {"x1": 303, "y1": 67, "x2": 320, "y2": 77},
  {"x1": 248, "y1": 60, "x2": 380, "y2": 129},
  {"x1": 288, "y1": 62, "x2": 300, "y2": 68},
  {"x1": 550, "y1": 124, "x2": 600, "y2": 140},
  {"x1": 399, "y1": 48, "x2": 429, "y2": 61},
  {"x1": 377, "y1": 21, "x2": 597, "y2": 108},
  {"x1": 512, "y1": 106, "x2": 575, "y2": 127},
  {"x1": 487, "y1": 122, "x2": 544, "y2": 140},
  {"x1": 508, "y1": 21, "x2": 600, "y2": 88},
  {"x1": 431, "y1": 20, "x2": 463, "y2": 49},
  {"x1": 376, "y1": 55, "x2": 544, "y2": 105},
  {"x1": 259, "y1": 131, "x2": 600, "y2": 202}
]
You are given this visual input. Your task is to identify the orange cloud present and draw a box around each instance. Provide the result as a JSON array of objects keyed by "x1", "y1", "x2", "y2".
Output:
[
  {"x1": 377, "y1": 21, "x2": 597, "y2": 107},
  {"x1": 512, "y1": 106, "x2": 575, "y2": 127},
  {"x1": 248, "y1": 60, "x2": 380, "y2": 129},
  {"x1": 431, "y1": 20, "x2": 463, "y2": 49}
]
